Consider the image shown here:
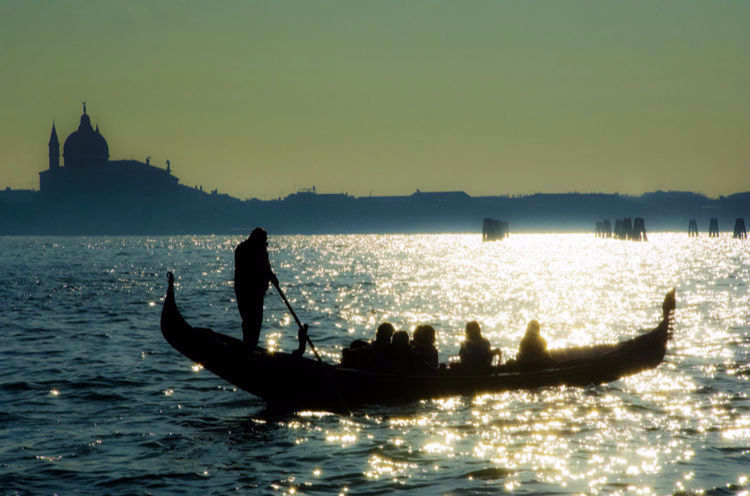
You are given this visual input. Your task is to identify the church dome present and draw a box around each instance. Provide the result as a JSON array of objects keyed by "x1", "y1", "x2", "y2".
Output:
[{"x1": 63, "y1": 105, "x2": 109, "y2": 169}]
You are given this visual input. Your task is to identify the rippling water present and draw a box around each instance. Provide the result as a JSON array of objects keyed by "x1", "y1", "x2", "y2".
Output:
[{"x1": 1, "y1": 234, "x2": 749, "y2": 495}]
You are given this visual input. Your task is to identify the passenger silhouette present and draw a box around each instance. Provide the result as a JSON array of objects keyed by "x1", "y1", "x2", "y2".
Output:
[
  {"x1": 373, "y1": 323, "x2": 395, "y2": 370},
  {"x1": 412, "y1": 325, "x2": 439, "y2": 370},
  {"x1": 234, "y1": 227, "x2": 278, "y2": 349},
  {"x1": 459, "y1": 321, "x2": 500, "y2": 372},
  {"x1": 375, "y1": 323, "x2": 394, "y2": 348},
  {"x1": 341, "y1": 338, "x2": 374, "y2": 369},
  {"x1": 390, "y1": 330, "x2": 414, "y2": 373},
  {"x1": 516, "y1": 320, "x2": 551, "y2": 365},
  {"x1": 342, "y1": 323, "x2": 394, "y2": 369}
]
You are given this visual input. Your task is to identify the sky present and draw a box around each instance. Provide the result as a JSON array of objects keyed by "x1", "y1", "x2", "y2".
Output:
[{"x1": 1, "y1": 1, "x2": 748, "y2": 200}]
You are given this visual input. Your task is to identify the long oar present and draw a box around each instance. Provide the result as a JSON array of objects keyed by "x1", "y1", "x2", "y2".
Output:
[{"x1": 272, "y1": 280, "x2": 351, "y2": 414}]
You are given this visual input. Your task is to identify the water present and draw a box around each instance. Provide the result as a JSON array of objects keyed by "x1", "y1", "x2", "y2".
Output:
[{"x1": 1, "y1": 233, "x2": 749, "y2": 495}]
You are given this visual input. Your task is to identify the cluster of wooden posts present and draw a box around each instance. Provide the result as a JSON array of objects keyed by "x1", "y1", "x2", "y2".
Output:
[
  {"x1": 689, "y1": 218, "x2": 746, "y2": 238},
  {"x1": 483, "y1": 216, "x2": 747, "y2": 240},
  {"x1": 595, "y1": 218, "x2": 647, "y2": 241},
  {"x1": 483, "y1": 218, "x2": 509, "y2": 241}
]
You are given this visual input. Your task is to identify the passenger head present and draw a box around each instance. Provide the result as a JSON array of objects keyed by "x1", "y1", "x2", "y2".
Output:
[
  {"x1": 526, "y1": 320, "x2": 540, "y2": 335},
  {"x1": 249, "y1": 227, "x2": 268, "y2": 245},
  {"x1": 465, "y1": 321, "x2": 481, "y2": 341},
  {"x1": 413, "y1": 325, "x2": 436, "y2": 347},
  {"x1": 392, "y1": 330, "x2": 410, "y2": 348},
  {"x1": 376, "y1": 322, "x2": 395, "y2": 344}
]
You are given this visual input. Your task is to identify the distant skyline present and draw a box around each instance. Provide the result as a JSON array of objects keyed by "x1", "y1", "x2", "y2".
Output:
[{"x1": 1, "y1": 1, "x2": 748, "y2": 200}]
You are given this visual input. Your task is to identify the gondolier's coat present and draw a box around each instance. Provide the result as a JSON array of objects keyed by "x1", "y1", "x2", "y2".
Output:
[{"x1": 234, "y1": 234, "x2": 274, "y2": 346}]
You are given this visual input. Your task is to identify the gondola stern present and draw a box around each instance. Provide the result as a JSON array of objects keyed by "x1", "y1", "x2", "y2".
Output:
[{"x1": 161, "y1": 271, "x2": 191, "y2": 341}]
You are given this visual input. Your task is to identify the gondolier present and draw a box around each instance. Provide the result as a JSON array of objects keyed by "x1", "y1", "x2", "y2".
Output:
[{"x1": 234, "y1": 227, "x2": 278, "y2": 349}]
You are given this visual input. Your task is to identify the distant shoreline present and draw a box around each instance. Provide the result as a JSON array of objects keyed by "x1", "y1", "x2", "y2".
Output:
[{"x1": 2, "y1": 189, "x2": 748, "y2": 236}]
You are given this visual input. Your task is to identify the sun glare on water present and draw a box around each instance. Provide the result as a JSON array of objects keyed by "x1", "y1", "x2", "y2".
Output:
[
  {"x1": 265, "y1": 233, "x2": 750, "y2": 494},
  {"x1": 2, "y1": 233, "x2": 748, "y2": 494}
]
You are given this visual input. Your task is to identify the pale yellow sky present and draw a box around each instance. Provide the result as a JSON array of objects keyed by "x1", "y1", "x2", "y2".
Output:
[{"x1": 1, "y1": 1, "x2": 748, "y2": 199}]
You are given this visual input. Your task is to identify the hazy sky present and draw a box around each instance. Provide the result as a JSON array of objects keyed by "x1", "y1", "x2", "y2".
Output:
[{"x1": 1, "y1": 1, "x2": 748, "y2": 199}]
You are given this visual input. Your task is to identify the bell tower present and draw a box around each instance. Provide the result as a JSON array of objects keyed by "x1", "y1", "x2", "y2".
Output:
[{"x1": 48, "y1": 122, "x2": 60, "y2": 169}]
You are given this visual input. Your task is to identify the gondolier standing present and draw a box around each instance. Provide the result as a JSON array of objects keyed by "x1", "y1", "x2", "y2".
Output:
[{"x1": 235, "y1": 227, "x2": 278, "y2": 349}]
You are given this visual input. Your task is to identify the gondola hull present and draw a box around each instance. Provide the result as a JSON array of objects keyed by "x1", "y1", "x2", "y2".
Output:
[{"x1": 161, "y1": 273, "x2": 675, "y2": 410}]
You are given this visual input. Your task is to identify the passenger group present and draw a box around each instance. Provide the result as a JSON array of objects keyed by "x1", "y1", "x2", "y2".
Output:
[{"x1": 341, "y1": 318, "x2": 552, "y2": 373}]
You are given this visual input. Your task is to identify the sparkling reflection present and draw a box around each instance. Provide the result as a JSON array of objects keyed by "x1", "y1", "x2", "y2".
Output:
[
  {"x1": 3, "y1": 233, "x2": 749, "y2": 494},
  {"x1": 255, "y1": 234, "x2": 750, "y2": 494}
]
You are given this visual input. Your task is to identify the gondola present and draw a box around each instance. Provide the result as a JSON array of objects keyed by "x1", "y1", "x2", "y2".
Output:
[{"x1": 161, "y1": 272, "x2": 675, "y2": 411}]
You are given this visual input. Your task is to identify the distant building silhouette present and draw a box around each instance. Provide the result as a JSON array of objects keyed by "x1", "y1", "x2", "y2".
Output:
[
  {"x1": 62, "y1": 103, "x2": 109, "y2": 169},
  {"x1": 3, "y1": 114, "x2": 749, "y2": 236},
  {"x1": 39, "y1": 104, "x2": 178, "y2": 199},
  {"x1": 48, "y1": 123, "x2": 60, "y2": 169}
]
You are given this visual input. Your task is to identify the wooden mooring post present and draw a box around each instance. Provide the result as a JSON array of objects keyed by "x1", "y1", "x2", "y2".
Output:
[
  {"x1": 709, "y1": 218, "x2": 720, "y2": 237},
  {"x1": 688, "y1": 219, "x2": 698, "y2": 237},
  {"x1": 733, "y1": 218, "x2": 747, "y2": 239},
  {"x1": 632, "y1": 217, "x2": 647, "y2": 241}
]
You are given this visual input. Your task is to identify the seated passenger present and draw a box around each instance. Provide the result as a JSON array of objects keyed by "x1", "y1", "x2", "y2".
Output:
[
  {"x1": 412, "y1": 324, "x2": 439, "y2": 370},
  {"x1": 390, "y1": 330, "x2": 414, "y2": 373},
  {"x1": 516, "y1": 320, "x2": 552, "y2": 366},
  {"x1": 459, "y1": 321, "x2": 500, "y2": 372},
  {"x1": 374, "y1": 323, "x2": 394, "y2": 351},
  {"x1": 373, "y1": 322, "x2": 395, "y2": 370},
  {"x1": 343, "y1": 322, "x2": 397, "y2": 370},
  {"x1": 341, "y1": 333, "x2": 376, "y2": 370}
]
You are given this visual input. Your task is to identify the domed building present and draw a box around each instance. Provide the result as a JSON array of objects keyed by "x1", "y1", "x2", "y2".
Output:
[
  {"x1": 39, "y1": 104, "x2": 179, "y2": 200},
  {"x1": 62, "y1": 104, "x2": 109, "y2": 169}
]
